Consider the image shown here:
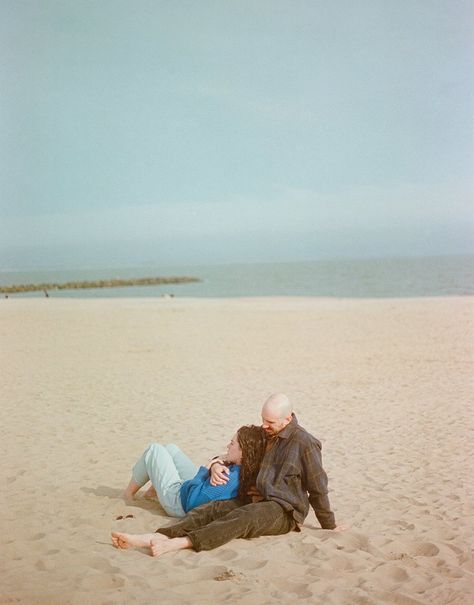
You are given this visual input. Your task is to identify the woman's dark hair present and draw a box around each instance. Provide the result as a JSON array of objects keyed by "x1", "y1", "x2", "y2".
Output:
[{"x1": 236, "y1": 425, "x2": 267, "y2": 502}]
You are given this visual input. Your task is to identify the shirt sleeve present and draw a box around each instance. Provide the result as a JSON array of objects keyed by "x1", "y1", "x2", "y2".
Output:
[{"x1": 302, "y1": 444, "x2": 336, "y2": 529}]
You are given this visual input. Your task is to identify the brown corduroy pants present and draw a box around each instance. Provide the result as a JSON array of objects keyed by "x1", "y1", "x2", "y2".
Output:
[{"x1": 156, "y1": 499, "x2": 296, "y2": 552}]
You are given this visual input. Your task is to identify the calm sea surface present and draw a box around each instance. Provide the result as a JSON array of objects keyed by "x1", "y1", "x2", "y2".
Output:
[{"x1": 1, "y1": 255, "x2": 473, "y2": 298}]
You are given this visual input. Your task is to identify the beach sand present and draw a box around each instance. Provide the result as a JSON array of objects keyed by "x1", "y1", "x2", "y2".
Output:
[{"x1": 1, "y1": 296, "x2": 473, "y2": 605}]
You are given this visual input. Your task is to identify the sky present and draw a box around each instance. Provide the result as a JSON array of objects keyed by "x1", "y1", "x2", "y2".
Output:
[{"x1": 1, "y1": 0, "x2": 473, "y2": 269}]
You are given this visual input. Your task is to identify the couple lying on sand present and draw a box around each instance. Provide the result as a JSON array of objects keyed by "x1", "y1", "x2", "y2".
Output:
[{"x1": 112, "y1": 393, "x2": 344, "y2": 557}]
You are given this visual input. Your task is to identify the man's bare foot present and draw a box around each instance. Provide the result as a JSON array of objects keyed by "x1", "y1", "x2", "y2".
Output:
[
  {"x1": 111, "y1": 532, "x2": 158, "y2": 549},
  {"x1": 143, "y1": 486, "x2": 157, "y2": 500},
  {"x1": 150, "y1": 535, "x2": 192, "y2": 557}
]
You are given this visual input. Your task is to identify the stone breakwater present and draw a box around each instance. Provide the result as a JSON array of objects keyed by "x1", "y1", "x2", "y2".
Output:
[{"x1": 0, "y1": 276, "x2": 200, "y2": 294}]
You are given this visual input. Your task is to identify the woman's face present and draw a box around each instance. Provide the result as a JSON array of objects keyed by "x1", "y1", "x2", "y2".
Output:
[{"x1": 226, "y1": 433, "x2": 243, "y2": 464}]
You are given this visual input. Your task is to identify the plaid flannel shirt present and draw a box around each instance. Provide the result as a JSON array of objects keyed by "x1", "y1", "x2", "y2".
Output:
[{"x1": 255, "y1": 414, "x2": 336, "y2": 529}]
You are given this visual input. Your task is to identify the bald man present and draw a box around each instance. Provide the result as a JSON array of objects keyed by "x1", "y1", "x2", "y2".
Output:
[
  {"x1": 112, "y1": 394, "x2": 341, "y2": 556},
  {"x1": 211, "y1": 393, "x2": 336, "y2": 530}
]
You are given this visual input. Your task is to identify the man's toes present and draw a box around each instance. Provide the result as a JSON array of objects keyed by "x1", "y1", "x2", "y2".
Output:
[{"x1": 111, "y1": 532, "x2": 128, "y2": 549}]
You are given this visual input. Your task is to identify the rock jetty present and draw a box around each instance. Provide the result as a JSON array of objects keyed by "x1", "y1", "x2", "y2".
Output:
[{"x1": 0, "y1": 276, "x2": 200, "y2": 294}]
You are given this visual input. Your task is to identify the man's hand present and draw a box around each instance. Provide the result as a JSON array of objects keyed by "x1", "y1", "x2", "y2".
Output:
[
  {"x1": 209, "y1": 462, "x2": 230, "y2": 486},
  {"x1": 332, "y1": 524, "x2": 349, "y2": 532},
  {"x1": 246, "y1": 486, "x2": 264, "y2": 503},
  {"x1": 206, "y1": 457, "x2": 224, "y2": 470}
]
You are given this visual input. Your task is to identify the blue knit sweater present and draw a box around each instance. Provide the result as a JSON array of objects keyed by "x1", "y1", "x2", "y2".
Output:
[{"x1": 179, "y1": 464, "x2": 240, "y2": 513}]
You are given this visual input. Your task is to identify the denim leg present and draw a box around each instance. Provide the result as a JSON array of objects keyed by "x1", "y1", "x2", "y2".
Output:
[
  {"x1": 164, "y1": 444, "x2": 197, "y2": 481},
  {"x1": 157, "y1": 500, "x2": 295, "y2": 551},
  {"x1": 131, "y1": 443, "x2": 186, "y2": 517}
]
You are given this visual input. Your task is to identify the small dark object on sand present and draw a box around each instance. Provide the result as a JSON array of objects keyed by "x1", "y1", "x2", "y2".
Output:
[{"x1": 214, "y1": 570, "x2": 241, "y2": 582}]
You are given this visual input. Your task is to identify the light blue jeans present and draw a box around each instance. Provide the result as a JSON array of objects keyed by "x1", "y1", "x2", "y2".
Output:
[{"x1": 132, "y1": 443, "x2": 198, "y2": 517}]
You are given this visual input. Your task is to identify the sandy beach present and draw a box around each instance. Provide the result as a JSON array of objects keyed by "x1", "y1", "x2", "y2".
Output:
[{"x1": 1, "y1": 296, "x2": 473, "y2": 605}]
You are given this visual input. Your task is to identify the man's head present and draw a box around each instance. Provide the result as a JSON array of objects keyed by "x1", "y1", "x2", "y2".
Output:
[{"x1": 261, "y1": 393, "x2": 293, "y2": 436}]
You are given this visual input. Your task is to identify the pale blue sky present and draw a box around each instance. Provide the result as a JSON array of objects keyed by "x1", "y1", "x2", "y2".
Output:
[{"x1": 1, "y1": 1, "x2": 473, "y2": 269}]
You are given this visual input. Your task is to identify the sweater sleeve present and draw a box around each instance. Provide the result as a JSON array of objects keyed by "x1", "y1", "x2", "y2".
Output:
[
  {"x1": 181, "y1": 465, "x2": 240, "y2": 513},
  {"x1": 185, "y1": 466, "x2": 210, "y2": 488}
]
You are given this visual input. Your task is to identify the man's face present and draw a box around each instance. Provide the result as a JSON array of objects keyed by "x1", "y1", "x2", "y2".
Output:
[{"x1": 261, "y1": 410, "x2": 291, "y2": 436}]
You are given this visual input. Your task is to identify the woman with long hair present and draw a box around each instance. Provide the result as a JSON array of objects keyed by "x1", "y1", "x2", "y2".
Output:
[{"x1": 122, "y1": 425, "x2": 267, "y2": 517}]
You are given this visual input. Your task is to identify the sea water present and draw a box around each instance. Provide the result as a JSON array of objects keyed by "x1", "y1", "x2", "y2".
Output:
[{"x1": 1, "y1": 255, "x2": 473, "y2": 298}]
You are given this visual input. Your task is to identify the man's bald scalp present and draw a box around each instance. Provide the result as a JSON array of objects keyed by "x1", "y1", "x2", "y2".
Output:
[{"x1": 262, "y1": 393, "x2": 292, "y2": 419}]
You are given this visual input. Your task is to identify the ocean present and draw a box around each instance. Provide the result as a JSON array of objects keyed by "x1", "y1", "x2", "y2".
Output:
[{"x1": 1, "y1": 255, "x2": 473, "y2": 298}]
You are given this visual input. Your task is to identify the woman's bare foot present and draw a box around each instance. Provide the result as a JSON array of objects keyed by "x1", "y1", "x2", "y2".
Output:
[
  {"x1": 122, "y1": 478, "x2": 142, "y2": 502},
  {"x1": 111, "y1": 532, "x2": 158, "y2": 549},
  {"x1": 150, "y1": 535, "x2": 192, "y2": 557},
  {"x1": 143, "y1": 485, "x2": 157, "y2": 500}
]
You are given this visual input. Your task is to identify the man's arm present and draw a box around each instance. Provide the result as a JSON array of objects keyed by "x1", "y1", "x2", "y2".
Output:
[
  {"x1": 302, "y1": 444, "x2": 336, "y2": 530},
  {"x1": 209, "y1": 461, "x2": 230, "y2": 486}
]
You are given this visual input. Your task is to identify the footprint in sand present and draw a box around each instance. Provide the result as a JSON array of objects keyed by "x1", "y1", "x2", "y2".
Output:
[
  {"x1": 336, "y1": 532, "x2": 385, "y2": 557},
  {"x1": 237, "y1": 557, "x2": 268, "y2": 571},
  {"x1": 76, "y1": 556, "x2": 125, "y2": 590},
  {"x1": 386, "y1": 519, "x2": 415, "y2": 530},
  {"x1": 272, "y1": 578, "x2": 313, "y2": 599},
  {"x1": 408, "y1": 542, "x2": 440, "y2": 557},
  {"x1": 372, "y1": 589, "x2": 430, "y2": 605},
  {"x1": 373, "y1": 563, "x2": 410, "y2": 583},
  {"x1": 83, "y1": 556, "x2": 122, "y2": 574},
  {"x1": 214, "y1": 548, "x2": 238, "y2": 562},
  {"x1": 321, "y1": 588, "x2": 377, "y2": 605},
  {"x1": 444, "y1": 543, "x2": 466, "y2": 565},
  {"x1": 35, "y1": 559, "x2": 56, "y2": 572},
  {"x1": 385, "y1": 540, "x2": 440, "y2": 560},
  {"x1": 328, "y1": 555, "x2": 358, "y2": 572},
  {"x1": 79, "y1": 572, "x2": 126, "y2": 591},
  {"x1": 288, "y1": 541, "x2": 319, "y2": 558}
]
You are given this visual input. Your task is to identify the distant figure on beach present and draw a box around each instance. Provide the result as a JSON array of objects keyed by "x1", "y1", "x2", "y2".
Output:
[
  {"x1": 112, "y1": 393, "x2": 343, "y2": 556},
  {"x1": 122, "y1": 425, "x2": 267, "y2": 517},
  {"x1": 43, "y1": 289, "x2": 49, "y2": 297}
]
